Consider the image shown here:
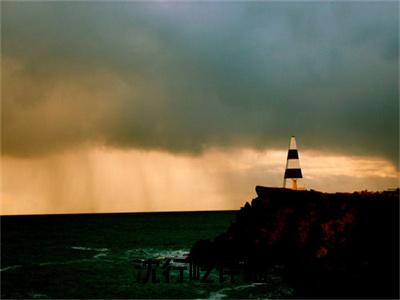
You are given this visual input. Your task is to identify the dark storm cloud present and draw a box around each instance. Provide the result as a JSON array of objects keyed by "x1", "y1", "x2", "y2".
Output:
[{"x1": 1, "y1": 2, "x2": 398, "y2": 164}]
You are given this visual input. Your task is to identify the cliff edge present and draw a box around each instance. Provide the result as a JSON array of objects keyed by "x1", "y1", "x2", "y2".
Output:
[{"x1": 190, "y1": 187, "x2": 399, "y2": 298}]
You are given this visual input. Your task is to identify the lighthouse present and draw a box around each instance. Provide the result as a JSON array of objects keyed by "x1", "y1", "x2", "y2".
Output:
[{"x1": 283, "y1": 136, "x2": 303, "y2": 190}]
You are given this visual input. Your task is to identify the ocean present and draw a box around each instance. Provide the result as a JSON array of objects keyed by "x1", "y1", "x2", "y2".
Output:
[{"x1": 1, "y1": 211, "x2": 292, "y2": 299}]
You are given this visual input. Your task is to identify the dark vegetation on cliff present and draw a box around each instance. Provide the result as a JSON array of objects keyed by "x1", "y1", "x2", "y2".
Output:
[{"x1": 190, "y1": 187, "x2": 399, "y2": 299}]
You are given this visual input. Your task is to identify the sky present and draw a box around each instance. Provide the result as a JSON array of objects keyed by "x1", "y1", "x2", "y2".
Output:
[{"x1": 1, "y1": 1, "x2": 399, "y2": 215}]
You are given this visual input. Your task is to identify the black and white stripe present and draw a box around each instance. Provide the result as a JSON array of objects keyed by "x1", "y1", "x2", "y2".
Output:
[{"x1": 283, "y1": 136, "x2": 303, "y2": 189}]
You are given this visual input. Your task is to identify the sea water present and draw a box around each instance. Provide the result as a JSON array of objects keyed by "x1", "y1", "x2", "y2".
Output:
[{"x1": 1, "y1": 211, "x2": 292, "y2": 299}]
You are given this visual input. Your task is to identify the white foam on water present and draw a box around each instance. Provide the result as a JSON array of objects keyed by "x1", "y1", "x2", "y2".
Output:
[
  {"x1": 71, "y1": 246, "x2": 110, "y2": 259},
  {"x1": 207, "y1": 283, "x2": 267, "y2": 300},
  {"x1": 71, "y1": 246, "x2": 109, "y2": 252},
  {"x1": 93, "y1": 252, "x2": 108, "y2": 259},
  {"x1": 155, "y1": 249, "x2": 189, "y2": 259},
  {"x1": 29, "y1": 293, "x2": 49, "y2": 299},
  {"x1": 123, "y1": 248, "x2": 189, "y2": 260},
  {"x1": 39, "y1": 259, "x2": 91, "y2": 266},
  {"x1": 0, "y1": 265, "x2": 22, "y2": 272}
]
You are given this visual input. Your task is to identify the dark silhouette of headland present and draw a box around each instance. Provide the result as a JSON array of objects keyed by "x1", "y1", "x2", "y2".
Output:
[{"x1": 190, "y1": 186, "x2": 399, "y2": 299}]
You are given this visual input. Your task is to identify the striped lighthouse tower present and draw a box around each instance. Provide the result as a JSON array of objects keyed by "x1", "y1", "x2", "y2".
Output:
[{"x1": 283, "y1": 136, "x2": 303, "y2": 190}]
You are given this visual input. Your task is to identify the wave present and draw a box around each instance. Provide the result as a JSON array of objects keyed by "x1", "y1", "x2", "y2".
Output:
[
  {"x1": 93, "y1": 252, "x2": 108, "y2": 259},
  {"x1": 39, "y1": 247, "x2": 111, "y2": 266},
  {"x1": 71, "y1": 246, "x2": 109, "y2": 252},
  {"x1": 29, "y1": 293, "x2": 49, "y2": 299},
  {"x1": 0, "y1": 265, "x2": 22, "y2": 272},
  {"x1": 71, "y1": 246, "x2": 110, "y2": 260},
  {"x1": 39, "y1": 259, "x2": 91, "y2": 266},
  {"x1": 122, "y1": 248, "x2": 189, "y2": 260},
  {"x1": 207, "y1": 283, "x2": 267, "y2": 299}
]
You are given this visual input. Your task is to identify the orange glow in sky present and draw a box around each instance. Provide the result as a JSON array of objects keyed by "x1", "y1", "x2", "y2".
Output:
[{"x1": 1, "y1": 147, "x2": 398, "y2": 215}]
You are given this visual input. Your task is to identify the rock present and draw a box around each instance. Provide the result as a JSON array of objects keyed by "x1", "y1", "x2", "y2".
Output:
[{"x1": 190, "y1": 186, "x2": 399, "y2": 298}]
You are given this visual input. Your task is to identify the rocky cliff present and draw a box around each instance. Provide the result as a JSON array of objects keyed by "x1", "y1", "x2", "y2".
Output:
[{"x1": 190, "y1": 187, "x2": 399, "y2": 298}]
